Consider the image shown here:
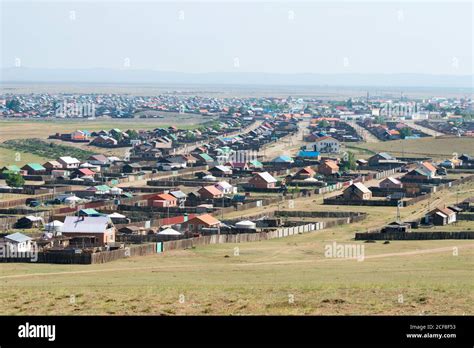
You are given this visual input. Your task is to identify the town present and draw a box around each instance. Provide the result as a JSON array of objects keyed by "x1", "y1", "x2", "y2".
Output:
[{"x1": 1, "y1": 92, "x2": 473, "y2": 270}]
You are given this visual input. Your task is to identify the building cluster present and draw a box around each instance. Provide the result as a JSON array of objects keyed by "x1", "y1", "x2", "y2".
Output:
[{"x1": 1, "y1": 93, "x2": 473, "y2": 263}]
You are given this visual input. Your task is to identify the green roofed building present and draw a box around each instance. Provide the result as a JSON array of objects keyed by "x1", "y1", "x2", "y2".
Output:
[
  {"x1": 197, "y1": 153, "x2": 214, "y2": 163},
  {"x1": 21, "y1": 163, "x2": 46, "y2": 174},
  {"x1": 0, "y1": 165, "x2": 21, "y2": 173},
  {"x1": 78, "y1": 208, "x2": 103, "y2": 217},
  {"x1": 250, "y1": 160, "x2": 263, "y2": 168},
  {"x1": 94, "y1": 185, "x2": 111, "y2": 192}
]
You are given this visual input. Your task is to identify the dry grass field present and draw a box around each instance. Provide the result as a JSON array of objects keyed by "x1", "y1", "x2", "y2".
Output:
[
  {"x1": 0, "y1": 117, "x2": 205, "y2": 142},
  {"x1": 0, "y1": 117, "x2": 208, "y2": 164},
  {"x1": 0, "y1": 147, "x2": 49, "y2": 166},
  {"x1": 354, "y1": 136, "x2": 474, "y2": 160}
]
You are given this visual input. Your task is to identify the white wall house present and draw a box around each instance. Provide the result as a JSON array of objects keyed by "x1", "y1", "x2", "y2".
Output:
[
  {"x1": 2, "y1": 232, "x2": 34, "y2": 253},
  {"x1": 306, "y1": 136, "x2": 341, "y2": 153}
]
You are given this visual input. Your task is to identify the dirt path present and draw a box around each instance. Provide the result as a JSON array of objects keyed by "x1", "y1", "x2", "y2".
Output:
[
  {"x1": 175, "y1": 120, "x2": 263, "y2": 155},
  {"x1": 345, "y1": 121, "x2": 380, "y2": 143},
  {"x1": 238, "y1": 244, "x2": 474, "y2": 267},
  {"x1": 262, "y1": 120, "x2": 309, "y2": 160},
  {"x1": 2, "y1": 244, "x2": 472, "y2": 281},
  {"x1": 405, "y1": 120, "x2": 444, "y2": 137}
]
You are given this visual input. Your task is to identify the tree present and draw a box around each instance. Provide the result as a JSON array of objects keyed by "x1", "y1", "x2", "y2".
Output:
[
  {"x1": 346, "y1": 98, "x2": 353, "y2": 109},
  {"x1": 341, "y1": 151, "x2": 357, "y2": 171},
  {"x1": 185, "y1": 132, "x2": 196, "y2": 141},
  {"x1": 126, "y1": 129, "x2": 139, "y2": 140},
  {"x1": 5, "y1": 172, "x2": 25, "y2": 188},
  {"x1": 319, "y1": 120, "x2": 330, "y2": 128},
  {"x1": 376, "y1": 116, "x2": 387, "y2": 125},
  {"x1": 399, "y1": 127, "x2": 413, "y2": 139},
  {"x1": 6, "y1": 99, "x2": 21, "y2": 112},
  {"x1": 112, "y1": 132, "x2": 123, "y2": 142}
]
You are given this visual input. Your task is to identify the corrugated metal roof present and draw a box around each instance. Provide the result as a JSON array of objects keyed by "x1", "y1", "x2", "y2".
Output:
[
  {"x1": 256, "y1": 171, "x2": 277, "y2": 183},
  {"x1": 5, "y1": 232, "x2": 32, "y2": 243},
  {"x1": 62, "y1": 216, "x2": 112, "y2": 234}
]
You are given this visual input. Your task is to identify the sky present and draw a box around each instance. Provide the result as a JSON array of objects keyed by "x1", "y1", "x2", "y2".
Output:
[{"x1": 1, "y1": 1, "x2": 473, "y2": 75}]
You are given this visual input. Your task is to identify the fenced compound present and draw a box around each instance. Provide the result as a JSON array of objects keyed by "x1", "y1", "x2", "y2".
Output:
[{"x1": 1, "y1": 206, "x2": 367, "y2": 264}]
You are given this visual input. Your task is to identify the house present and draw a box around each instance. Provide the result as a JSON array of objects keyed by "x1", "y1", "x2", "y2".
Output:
[
  {"x1": 198, "y1": 185, "x2": 225, "y2": 199},
  {"x1": 215, "y1": 181, "x2": 236, "y2": 195},
  {"x1": 425, "y1": 207, "x2": 457, "y2": 225},
  {"x1": 404, "y1": 167, "x2": 431, "y2": 180},
  {"x1": 295, "y1": 166, "x2": 316, "y2": 179},
  {"x1": 182, "y1": 214, "x2": 221, "y2": 234},
  {"x1": 160, "y1": 156, "x2": 187, "y2": 169},
  {"x1": 1, "y1": 232, "x2": 34, "y2": 253},
  {"x1": 249, "y1": 159, "x2": 264, "y2": 169},
  {"x1": 382, "y1": 221, "x2": 411, "y2": 233},
  {"x1": 343, "y1": 183, "x2": 372, "y2": 200},
  {"x1": 123, "y1": 163, "x2": 143, "y2": 173},
  {"x1": 107, "y1": 212, "x2": 130, "y2": 225},
  {"x1": 307, "y1": 136, "x2": 340, "y2": 153},
  {"x1": 78, "y1": 208, "x2": 103, "y2": 217},
  {"x1": 418, "y1": 162, "x2": 437, "y2": 179},
  {"x1": 248, "y1": 172, "x2": 278, "y2": 189},
  {"x1": 86, "y1": 185, "x2": 111, "y2": 195},
  {"x1": 72, "y1": 168, "x2": 96, "y2": 179},
  {"x1": 1, "y1": 165, "x2": 26, "y2": 175},
  {"x1": 297, "y1": 150, "x2": 320, "y2": 159},
  {"x1": 272, "y1": 155, "x2": 294, "y2": 164},
  {"x1": 91, "y1": 135, "x2": 118, "y2": 147},
  {"x1": 379, "y1": 177, "x2": 403, "y2": 189},
  {"x1": 58, "y1": 156, "x2": 81, "y2": 169},
  {"x1": 62, "y1": 216, "x2": 116, "y2": 246},
  {"x1": 151, "y1": 193, "x2": 178, "y2": 208},
  {"x1": 439, "y1": 159, "x2": 458, "y2": 169},
  {"x1": 459, "y1": 154, "x2": 474, "y2": 163},
  {"x1": 225, "y1": 162, "x2": 250, "y2": 171},
  {"x1": 88, "y1": 154, "x2": 109, "y2": 166},
  {"x1": 367, "y1": 153, "x2": 397, "y2": 166},
  {"x1": 170, "y1": 190, "x2": 187, "y2": 207},
  {"x1": 43, "y1": 160, "x2": 62, "y2": 171},
  {"x1": 195, "y1": 153, "x2": 215, "y2": 163},
  {"x1": 208, "y1": 165, "x2": 232, "y2": 177},
  {"x1": 318, "y1": 160, "x2": 339, "y2": 176},
  {"x1": 118, "y1": 225, "x2": 146, "y2": 235},
  {"x1": 15, "y1": 215, "x2": 44, "y2": 229},
  {"x1": 71, "y1": 130, "x2": 88, "y2": 141},
  {"x1": 21, "y1": 163, "x2": 46, "y2": 175},
  {"x1": 180, "y1": 154, "x2": 198, "y2": 166}
]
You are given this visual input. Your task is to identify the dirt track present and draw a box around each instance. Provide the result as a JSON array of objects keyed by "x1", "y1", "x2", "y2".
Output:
[{"x1": 2, "y1": 244, "x2": 472, "y2": 281}]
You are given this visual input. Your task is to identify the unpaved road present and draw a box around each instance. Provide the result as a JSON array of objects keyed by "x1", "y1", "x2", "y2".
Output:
[
  {"x1": 345, "y1": 121, "x2": 380, "y2": 143},
  {"x1": 2, "y1": 244, "x2": 472, "y2": 281},
  {"x1": 405, "y1": 120, "x2": 445, "y2": 137}
]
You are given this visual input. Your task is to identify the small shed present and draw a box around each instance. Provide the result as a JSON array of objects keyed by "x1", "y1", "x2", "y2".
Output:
[{"x1": 235, "y1": 220, "x2": 256, "y2": 229}]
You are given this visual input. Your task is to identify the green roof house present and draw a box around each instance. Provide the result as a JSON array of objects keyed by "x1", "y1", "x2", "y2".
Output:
[
  {"x1": 1, "y1": 165, "x2": 22, "y2": 173},
  {"x1": 21, "y1": 163, "x2": 46, "y2": 174}
]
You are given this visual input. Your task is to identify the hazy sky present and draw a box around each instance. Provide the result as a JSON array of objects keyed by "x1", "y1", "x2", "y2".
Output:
[{"x1": 1, "y1": 1, "x2": 472, "y2": 75}]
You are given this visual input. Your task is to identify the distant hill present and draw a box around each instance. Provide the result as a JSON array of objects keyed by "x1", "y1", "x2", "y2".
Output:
[{"x1": 1, "y1": 67, "x2": 473, "y2": 89}]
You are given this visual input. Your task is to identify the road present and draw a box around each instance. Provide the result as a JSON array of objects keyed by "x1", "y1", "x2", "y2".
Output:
[
  {"x1": 117, "y1": 120, "x2": 262, "y2": 188},
  {"x1": 345, "y1": 121, "x2": 380, "y2": 143},
  {"x1": 174, "y1": 120, "x2": 263, "y2": 155},
  {"x1": 1, "y1": 244, "x2": 472, "y2": 280},
  {"x1": 262, "y1": 120, "x2": 309, "y2": 160},
  {"x1": 405, "y1": 120, "x2": 445, "y2": 137}
]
